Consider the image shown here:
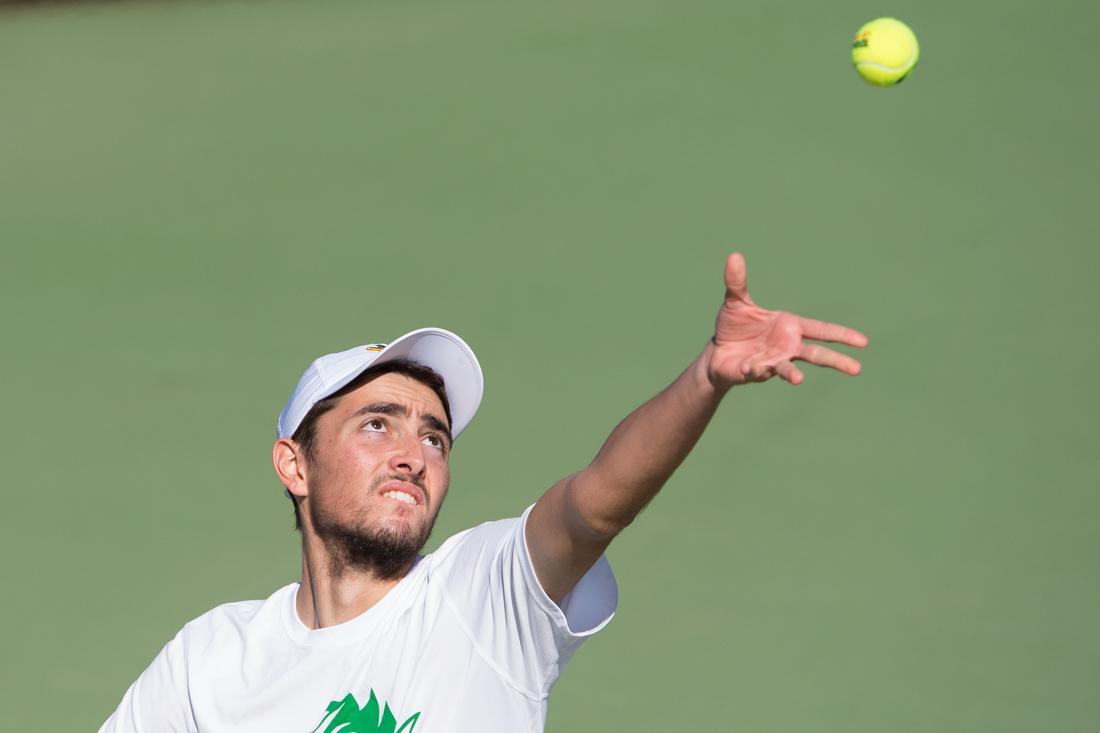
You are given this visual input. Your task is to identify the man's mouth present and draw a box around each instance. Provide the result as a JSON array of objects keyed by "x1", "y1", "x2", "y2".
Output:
[
  {"x1": 383, "y1": 490, "x2": 417, "y2": 506},
  {"x1": 379, "y1": 481, "x2": 425, "y2": 507}
]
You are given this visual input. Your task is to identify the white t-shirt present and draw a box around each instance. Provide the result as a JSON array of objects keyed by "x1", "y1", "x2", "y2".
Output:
[{"x1": 99, "y1": 506, "x2": 617, "y2": 733}]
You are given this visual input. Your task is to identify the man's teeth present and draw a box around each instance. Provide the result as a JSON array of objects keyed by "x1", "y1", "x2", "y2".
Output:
[{"x1": 383, "y1": 490, "x2": 416, "y2": 505}]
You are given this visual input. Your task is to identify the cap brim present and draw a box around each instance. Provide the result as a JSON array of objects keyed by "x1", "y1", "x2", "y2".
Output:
[{"x1": 365, "y1": 328, "x2": 484, "y2": 438}]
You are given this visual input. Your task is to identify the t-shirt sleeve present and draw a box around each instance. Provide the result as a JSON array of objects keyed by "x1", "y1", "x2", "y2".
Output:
[
  {"x1": 98, "y1": 627, "x2": 197, "y2": 733},
  {"x1": 434, "y1": 504, "x2": 618, "y2": 699}
]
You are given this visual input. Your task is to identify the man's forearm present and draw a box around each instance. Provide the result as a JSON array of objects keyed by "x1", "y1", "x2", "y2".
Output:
[
  {"x1": 565, "y1": 340, "x2": 727, "y2": 538},
  {"x1": 527, "y1": 342, "x2": 727, "y2": 602}
]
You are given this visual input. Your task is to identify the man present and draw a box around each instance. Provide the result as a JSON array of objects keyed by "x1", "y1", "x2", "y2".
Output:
[{"x1": 100, "y1": 254, "x2": 866, "y2": 732}]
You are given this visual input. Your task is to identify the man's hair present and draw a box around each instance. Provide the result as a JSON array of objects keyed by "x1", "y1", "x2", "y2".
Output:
[{"x1": 287, "y1": 359, "x2": 452, "y2": 531}]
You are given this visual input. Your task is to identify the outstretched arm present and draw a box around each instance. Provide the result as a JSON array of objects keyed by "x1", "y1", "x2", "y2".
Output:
[{"x1": 526, "y1": 253, "x2": 869, "y2": 603}]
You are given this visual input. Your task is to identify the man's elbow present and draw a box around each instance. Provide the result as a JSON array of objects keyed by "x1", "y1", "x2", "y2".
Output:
[
  {"x1": 575, "y1": 511, "x2": 635, "y2": 543},
  {"x1": 565, "y1": 477, "x2": 641, "y2": 543}
]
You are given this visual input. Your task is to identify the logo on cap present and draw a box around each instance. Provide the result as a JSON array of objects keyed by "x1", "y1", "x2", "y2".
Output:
[{"x1": 365, "y1": 343, "x2": 387, "y2": 352}]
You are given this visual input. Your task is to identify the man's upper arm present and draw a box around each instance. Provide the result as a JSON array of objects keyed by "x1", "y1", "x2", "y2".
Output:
[{"x1": 526, "y1": 472, "x2": 621, "y2": 604}]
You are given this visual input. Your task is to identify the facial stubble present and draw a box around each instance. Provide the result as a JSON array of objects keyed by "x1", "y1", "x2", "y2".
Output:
[{"x1": 308, "y1": 470, "x2": 441, "y2": 581}]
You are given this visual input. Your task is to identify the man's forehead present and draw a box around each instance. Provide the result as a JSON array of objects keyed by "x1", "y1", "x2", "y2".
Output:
[{"x1": 339, "y1": 373, "x2": 448, "y2": 418}]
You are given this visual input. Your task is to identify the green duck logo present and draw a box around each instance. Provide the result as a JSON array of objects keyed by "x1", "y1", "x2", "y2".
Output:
[{"x1": 308, "y1": 690, "x2": 420, "y2": 733}]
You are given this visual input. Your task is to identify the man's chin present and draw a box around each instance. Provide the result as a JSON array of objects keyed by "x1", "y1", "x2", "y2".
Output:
[
  {"x1": 312, "y1": 517, "x2": 430, "y2": 580},
  {"x1": 371, "y1": 522, "x2": 425, "y2": 551},
  {"x1": 310, "y1": 498, "x2": 438, "y2": 579},
  {"x1": 374, "y1": 500, "x2": 436, "y2": 539}
]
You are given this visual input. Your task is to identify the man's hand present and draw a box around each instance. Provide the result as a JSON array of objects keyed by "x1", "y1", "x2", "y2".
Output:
[{"x1": 708, "y1": 253, "x2": 868, "y2": 388}]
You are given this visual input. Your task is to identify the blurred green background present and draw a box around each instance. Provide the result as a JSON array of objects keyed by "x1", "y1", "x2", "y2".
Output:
[{"x1": 2, "y1": 0, "x2": 1097, "y2": 729}]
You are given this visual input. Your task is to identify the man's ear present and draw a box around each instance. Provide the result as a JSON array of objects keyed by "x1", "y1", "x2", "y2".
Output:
[{"x1": 273, "y1": 438, "x2": 309, "y2": 500}]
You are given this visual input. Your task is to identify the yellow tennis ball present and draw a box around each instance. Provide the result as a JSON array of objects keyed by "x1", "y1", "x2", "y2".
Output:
[{"x1": 851, "y1": 17, "x2": 919, "y2": 86}]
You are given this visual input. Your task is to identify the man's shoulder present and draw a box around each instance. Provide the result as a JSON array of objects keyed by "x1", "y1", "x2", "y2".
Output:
[
  {"x1": 180, "y1": 583, "x2": 296, "y2": 644},
  {"x1": 423, "y1": 508, "x2": 533, "y2": 571}
]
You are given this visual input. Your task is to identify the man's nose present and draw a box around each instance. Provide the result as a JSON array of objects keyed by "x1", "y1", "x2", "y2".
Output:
[{"x1": 388, "y1": 434, "x2": 426, "y2": 478}]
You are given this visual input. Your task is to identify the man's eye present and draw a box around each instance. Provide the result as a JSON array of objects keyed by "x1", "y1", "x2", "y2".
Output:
[
  {"x1": 364, "y1": 419, "x2": 386, "y2": 432},
  {"x1": 422, "y1": 434, "x2": 444, "y2": 450}
]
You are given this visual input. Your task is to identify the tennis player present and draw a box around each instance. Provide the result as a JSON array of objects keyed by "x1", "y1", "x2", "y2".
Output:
[{"x1": 100, "y1": 253, "x2": 866, "y2": 732}]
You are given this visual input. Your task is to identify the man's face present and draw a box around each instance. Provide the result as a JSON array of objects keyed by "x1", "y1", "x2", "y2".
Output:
[{"x1": 302, "y1": 372, "x2": 452, "y2": 577}]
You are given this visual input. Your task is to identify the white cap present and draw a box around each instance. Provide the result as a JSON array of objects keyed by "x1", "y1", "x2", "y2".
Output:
[{"x1": 277, "y1": 327, "x2": 484, "y2": 440}]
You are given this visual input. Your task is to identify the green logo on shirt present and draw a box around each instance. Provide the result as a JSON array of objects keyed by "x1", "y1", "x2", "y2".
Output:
[{"x1": 308, "y1": 690, "x2": 420, "y2": 733}]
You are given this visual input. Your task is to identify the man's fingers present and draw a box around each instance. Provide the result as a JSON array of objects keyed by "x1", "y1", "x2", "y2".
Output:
[
  {"x1": 796, "y1": 343, "x2": 862, "y2": 375},
  {"x1": 724, "y1": 252, "x2": 752, "y2": 303},
  {"x1": 775, "y1": 360, "x2": 803, "y2": 385},
  {"x1": 740, "y1": 359, "x2": 769, "y2": 381},
  {"x1": 740, "y1": 357, "x2": 803, "y2": 384},
  {"x1": 798, "y1": 316, "x2": 868, "y2": 348}
]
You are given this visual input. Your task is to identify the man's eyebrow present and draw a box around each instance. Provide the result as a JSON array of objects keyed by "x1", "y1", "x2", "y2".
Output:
[
  {"x1": 351, "y1": 402, "x2": 408, "y2": 420},
  {"x1": 421, "y1": 414, "x2": 452, "y2": 443},
  {"x1": 351, "y1": 402, "x2": 452, "y2": 443}
]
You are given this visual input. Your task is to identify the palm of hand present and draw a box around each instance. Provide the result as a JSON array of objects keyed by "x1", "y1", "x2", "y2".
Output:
[
  {"x1": 712, "y1": 302, "x2": 803, "y2": 385},
  {"x1": 707, "y1": 254, "x2": 868, "y2": 389}
]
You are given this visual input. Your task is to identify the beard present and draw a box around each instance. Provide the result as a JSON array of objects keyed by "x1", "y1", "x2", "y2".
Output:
[{"x1": 308, "y1": 472, "x2": 440, "y2": 581}]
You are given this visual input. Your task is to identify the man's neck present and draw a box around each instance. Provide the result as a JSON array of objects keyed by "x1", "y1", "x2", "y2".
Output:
[{"x1": 294, "y1": 534, "x2": 412, "y2": 629}]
